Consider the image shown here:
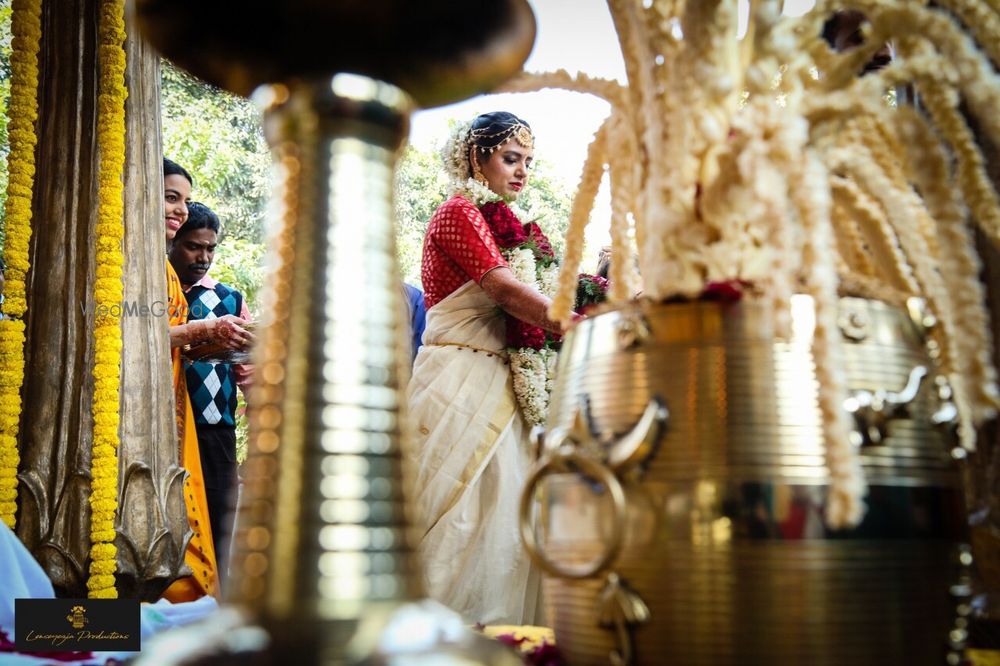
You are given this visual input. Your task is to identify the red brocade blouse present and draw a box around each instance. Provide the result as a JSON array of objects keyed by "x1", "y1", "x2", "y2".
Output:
[{"x1": 421, "y1": 195, "x2": 508, "y2": 309}]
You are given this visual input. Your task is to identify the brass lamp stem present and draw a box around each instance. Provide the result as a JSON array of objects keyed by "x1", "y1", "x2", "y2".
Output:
[{"x1": 229, "y1": 74, "x2": 418, "y2": 657}]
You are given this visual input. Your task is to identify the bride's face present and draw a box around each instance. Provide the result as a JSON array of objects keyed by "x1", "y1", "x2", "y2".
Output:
[{"x1": 479, "y1": 141, "x2": 533, "y2": 200}]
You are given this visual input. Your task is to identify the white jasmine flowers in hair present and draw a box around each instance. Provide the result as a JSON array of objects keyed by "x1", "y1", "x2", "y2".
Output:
[
  {"x1": 441, "y1": 119, "x2": 504, "y2": 207},
  {"x1": 441, "y1": 119, "x2": 473, "y2": 184}
]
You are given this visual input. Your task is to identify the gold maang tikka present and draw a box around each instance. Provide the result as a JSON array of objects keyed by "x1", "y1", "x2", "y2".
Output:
[{"x1": 511, "y1": 123, "x2": 533, "y2": 149}]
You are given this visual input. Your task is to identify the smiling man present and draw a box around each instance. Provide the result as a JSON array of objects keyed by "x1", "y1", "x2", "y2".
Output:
[{"x1": 168, "y1": 202, "x2": 253, "y2": 587}]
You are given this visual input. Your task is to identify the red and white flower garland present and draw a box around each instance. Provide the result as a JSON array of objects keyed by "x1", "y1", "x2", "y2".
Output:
[{"x1": 480, "y1": 201, "x2": 561, "y2": 426}]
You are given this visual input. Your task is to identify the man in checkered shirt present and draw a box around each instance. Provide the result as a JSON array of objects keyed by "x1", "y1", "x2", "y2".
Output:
[{"x1": 169, "y1": 202, "x2": 253, "y2": 583}]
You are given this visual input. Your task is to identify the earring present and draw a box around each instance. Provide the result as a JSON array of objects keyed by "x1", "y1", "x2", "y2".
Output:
[{"x1": 469, "y1": 146, "x2": 488, "y2": 186}]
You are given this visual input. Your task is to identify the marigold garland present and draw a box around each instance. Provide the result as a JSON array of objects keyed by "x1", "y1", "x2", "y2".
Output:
[
  {"x1": 87, "y1": 0, "x2": 127, "y2": 598},
  {"x1": 0, "y1": 0, "x2": 41, "y2": 530}
]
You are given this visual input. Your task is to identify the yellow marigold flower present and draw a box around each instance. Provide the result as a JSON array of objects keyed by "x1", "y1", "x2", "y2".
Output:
[
  {"x1": 86, "y1": 574, "x2": 116, "y2": 590},
  {"x1": 91, "y1": 558, "x2": 117, "y2": 574},
  {"x1": 85, "y1": 0, "x2": 127, "y2": 599}
]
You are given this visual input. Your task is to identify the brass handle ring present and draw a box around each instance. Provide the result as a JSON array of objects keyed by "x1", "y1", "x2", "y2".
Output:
[{"x1": 518, "y1": 447, "x2": 628, "y2": 580}]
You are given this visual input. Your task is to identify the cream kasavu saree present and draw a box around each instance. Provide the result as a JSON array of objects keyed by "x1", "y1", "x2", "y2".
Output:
[{"x1": 406, "y1": 280, "x2": 542, "y2": 626}]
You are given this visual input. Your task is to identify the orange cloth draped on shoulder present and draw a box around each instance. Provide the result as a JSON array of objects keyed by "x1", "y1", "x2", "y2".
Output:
[{"x1": 162, "y1": 260, "x2": 219, "y2": 601}]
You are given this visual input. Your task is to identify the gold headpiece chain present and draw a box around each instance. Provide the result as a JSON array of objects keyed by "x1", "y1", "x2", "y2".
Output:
[{"x1": 469, "y1": 122, "x2": 534, "y2": 151}]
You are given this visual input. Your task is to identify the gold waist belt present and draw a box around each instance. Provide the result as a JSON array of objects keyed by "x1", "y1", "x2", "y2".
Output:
[{"x1": 425, "y1": 341, "x2": 509, "y2": 363}]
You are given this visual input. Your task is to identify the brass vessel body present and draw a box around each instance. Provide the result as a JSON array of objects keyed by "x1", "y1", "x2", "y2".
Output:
[{"x1": 530, "y1": 296, "x2": 969, "y2": 665}]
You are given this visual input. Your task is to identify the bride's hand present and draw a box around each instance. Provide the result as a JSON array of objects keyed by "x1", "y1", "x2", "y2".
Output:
[{"x1": 205, "y1": 315, "x2": 254, "y2": 351}]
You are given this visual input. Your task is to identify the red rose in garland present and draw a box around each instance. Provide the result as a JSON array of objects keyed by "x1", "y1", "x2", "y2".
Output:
[
  {"x1": 506, "y1": 319, "x2": 547, "y2": 350},
  {"x1": 575, "y1": 273, "x2": 609, "y2": 313},
  {"x1": 526, "y1": 221, "x2": 555, "y2": 258},
  {"x1": 480, "y1": 200, "x2": 527, "y2": 248},
  {"x1": 701, "y1": 279, "x2": 750, "y2": 302}
]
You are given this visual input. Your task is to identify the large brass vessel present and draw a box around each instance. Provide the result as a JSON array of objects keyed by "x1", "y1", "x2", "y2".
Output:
[{"x1": 522, "y1": 296, "x2": 969, "y2": 665}]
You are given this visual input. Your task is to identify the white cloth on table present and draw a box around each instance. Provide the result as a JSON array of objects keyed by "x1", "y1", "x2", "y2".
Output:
[
  {"x1": 0, "y1": 522, "x2": 54, "y2": 637},
  {"x1": 406, "y1": 281, "x2": 542, "y2": 626}
]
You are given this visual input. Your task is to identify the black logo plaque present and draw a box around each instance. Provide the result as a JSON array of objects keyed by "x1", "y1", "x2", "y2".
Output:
[{"x1": 15, "y1": 598, "x2": 140, "y2": 651}]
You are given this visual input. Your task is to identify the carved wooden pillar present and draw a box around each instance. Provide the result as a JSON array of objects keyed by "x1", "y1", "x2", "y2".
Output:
[
  {"x1": 15, "y1": 0, "x2": 188, "y2": 598},
  {"x1": 116, "y1": 22, "x2": 190, "y2": 600},
  {"x1": 15, "y1": 0, "x2": 100, "y2": 597}
]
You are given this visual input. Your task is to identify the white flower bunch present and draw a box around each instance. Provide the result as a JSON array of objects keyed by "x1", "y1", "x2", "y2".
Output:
[
  {"x1": 441, "y1": 119, "x2": 473, "y2": 185},
  {"x1": 539, "y1": 263, "x2": 559, "y2": 299},
  {"x1": 510, "y1": 349, "x2": 549, "y2": 427},
  {"x1": 502, "y1": 237, "x2": 562, "y2": 427},
  {"x1": 506, "y1": 247, "x2": 539, "y2": 291}
]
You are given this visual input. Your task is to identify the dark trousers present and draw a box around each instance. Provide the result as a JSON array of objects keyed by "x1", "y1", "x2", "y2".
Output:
[{"x1": 195, "y1": 423, "x2": 238, "y2": 588}]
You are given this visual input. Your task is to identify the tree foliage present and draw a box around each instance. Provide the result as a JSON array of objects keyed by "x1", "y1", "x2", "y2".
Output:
[
  {"x1": 516, "y1": 159, "x2": 573, "y2": 258},
  {"x1": 209, "y1": 238, "x2": 266, "y2": 316},
  {"x1": 394, "y1": 145, "x2": 449, "y2": 284},
  {"x1": 161, "y1": 60, "x2": 270, "y2": 244},
  {"x1": 393, "y1": 143, "x2": 573, "y2": 285},
  {"x1": 160, "y1": 60, "x2": 274, "y2": 315}
]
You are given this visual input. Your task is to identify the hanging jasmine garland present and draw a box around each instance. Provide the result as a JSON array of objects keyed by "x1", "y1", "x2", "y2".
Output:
[
  {"x1": 88, "y1": 0, "x2": 128, "y2": 598},
  {"x1": 0, "y1": 0, "x2": 42, "y2": 529}
]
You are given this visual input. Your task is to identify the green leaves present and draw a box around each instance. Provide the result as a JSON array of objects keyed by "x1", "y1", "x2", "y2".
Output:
[
  {"x1": 209, "y1": 238, "x2": 265, "y2": 316},
  {"x1": 394, "y1": 144, "x2": 449, "y2": 284},
  {"x1": 161, "y1": 60, "x2": 270, "y2": 244},
  {"x1": 161, "y1": 59, "x2": 270, "y2": 315}
]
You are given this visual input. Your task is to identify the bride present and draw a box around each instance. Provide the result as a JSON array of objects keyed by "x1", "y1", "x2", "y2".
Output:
[{"x1": 407, "y1": 112, "x2": 573, "y2": 625}]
